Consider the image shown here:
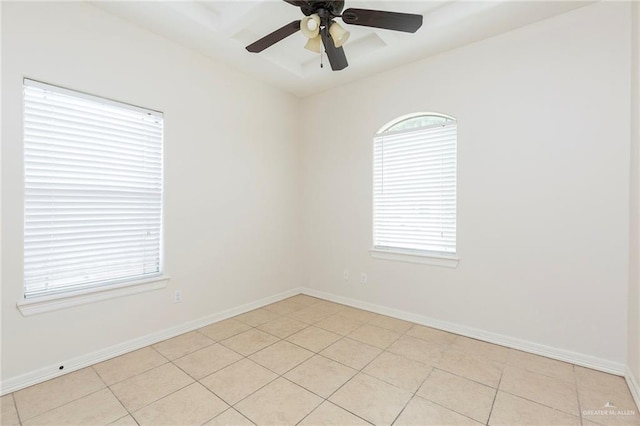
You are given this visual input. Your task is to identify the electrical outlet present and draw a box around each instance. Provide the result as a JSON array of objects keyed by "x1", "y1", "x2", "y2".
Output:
[
  {"x1": 360, "y1": 273, "x2": 367, "y2": 284},
  {"x1": 343, "y1": 270, "x2": 350, "y2": 280},
  {"x1": 174, "y1": 290, "x2": 182, "y2": 303}
]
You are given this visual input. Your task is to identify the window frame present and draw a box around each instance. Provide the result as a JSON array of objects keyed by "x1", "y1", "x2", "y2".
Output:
[
  {"x1": 370, "y1": 112, "x2": 459, "y2": 268},
  {"x1": 19, "y1": 79, "x2": 169, "y2": 315}
]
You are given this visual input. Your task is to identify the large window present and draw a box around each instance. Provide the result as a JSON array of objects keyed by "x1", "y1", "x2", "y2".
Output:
[
  {"x1": 373, "y1": 113, "x2": 457, "y2": 258},
  {"x1": 23, "y1": 79, "x2": 164, "y2": 298}
]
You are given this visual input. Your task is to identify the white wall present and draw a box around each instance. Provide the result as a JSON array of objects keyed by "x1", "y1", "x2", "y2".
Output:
[
  {"x1": 629, "y1": 0, "x2": 640, "y2": 389},
  {"x1": 1, "y1": 2, "x2": 300, "y2": 383},
  {"x1": 300, "y1": 2, "x2": 631, "y2": 367},
  {"x1": 1, "y1": 0, "x2": 636, "y2": 391}
]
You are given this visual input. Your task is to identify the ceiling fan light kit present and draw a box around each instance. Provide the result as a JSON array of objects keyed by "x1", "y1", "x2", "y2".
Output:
[
  {"x1": 304, "y1": 35, "x2": 322, "y2": 53},
  {"x1": 246, "y1": 1, "x2": 423, "y2": 71},
  {"x1": 328, "y1": 21, "x2": 349, "y2": 48},
  {"x1": 301, "y1": 14, "x2": 320, "y2": 38}
]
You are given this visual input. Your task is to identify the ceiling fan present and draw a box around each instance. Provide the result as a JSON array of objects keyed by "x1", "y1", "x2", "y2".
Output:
[{"x1": 245, "y1": 1, "x2": 423, "y2": 71}]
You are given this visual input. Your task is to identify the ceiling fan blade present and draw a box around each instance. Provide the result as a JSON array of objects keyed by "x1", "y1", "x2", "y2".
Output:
[
  {"x1": 341, "y1": 8, "x2": 423, "y2": 33},
  {"x1": 282, "y1": 0, "x2": 307, "y2": 6},
  {"x1": 246, "y1": 20, "x2": 301, "y2": 53},
  {"x1": 321, "y1": 27, "x2": 348, "y2": 71}
]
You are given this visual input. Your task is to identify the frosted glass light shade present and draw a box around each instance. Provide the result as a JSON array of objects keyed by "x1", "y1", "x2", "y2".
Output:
[
  {"x1": 301, "y1": 14, "x2": 320, "y2": 38},
  {"x1": 329, "y1": 21, "x2": 350, "y2": 47},
  {"x1": 304, "y1": 35, "x2": 322, "y2": 53}
]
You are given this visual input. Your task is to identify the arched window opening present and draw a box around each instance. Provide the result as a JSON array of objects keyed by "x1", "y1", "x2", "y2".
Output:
[{"x1": 373, "y1": 113, "x2": 457, "y2": 256}]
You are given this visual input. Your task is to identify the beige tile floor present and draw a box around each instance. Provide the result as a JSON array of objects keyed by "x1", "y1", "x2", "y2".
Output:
[{"x1": 2, "y1": 294, "x2": 639, "y2": 426}]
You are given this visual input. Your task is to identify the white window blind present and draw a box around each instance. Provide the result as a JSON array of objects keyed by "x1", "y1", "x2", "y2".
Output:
[
  {"x1": 373, "y1": 118, "x2": 457, "y2": 255},
  {"x1": 23, "y1": 79, "x2": 163, "y2": 298}
]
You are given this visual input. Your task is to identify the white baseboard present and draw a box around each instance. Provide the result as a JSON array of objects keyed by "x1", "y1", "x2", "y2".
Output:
[
  {"x1": 0, "y1": 287, "x2": 303, "y2": 396},
  {"x1": 300, "y1": 287, "x2": 627, "y2": 376},
  {"x1": 626, "y1": 367, "x2": 640, "y2": 411},
  {"x1": 2, "y1": 286, "x2": 630, "y2": 396}
]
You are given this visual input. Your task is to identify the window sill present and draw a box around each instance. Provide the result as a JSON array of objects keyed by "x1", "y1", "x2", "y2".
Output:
[
  {"x1": 369, "y1": 249, "x2": 459, "y2": 268},
  {"x1": 16, "y1": 275, "x2": 170, "y2": 316}
]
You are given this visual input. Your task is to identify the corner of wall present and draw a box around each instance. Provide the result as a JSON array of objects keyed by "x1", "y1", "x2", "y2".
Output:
[
  {"x1": 628, "y1": 0, "x2": 640, "y2": 407},
  {"x1": 627, "y1": 366, "x2": 640, "y2": 414}
]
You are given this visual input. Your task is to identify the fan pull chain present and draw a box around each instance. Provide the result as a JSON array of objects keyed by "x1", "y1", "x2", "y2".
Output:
[{"x1": 320, "y1": 49, "x2": 324, "y2": 68}]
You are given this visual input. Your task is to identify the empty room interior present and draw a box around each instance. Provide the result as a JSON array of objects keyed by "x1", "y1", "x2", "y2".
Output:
[{"x1": 1, "y1": 0, "x2": 640, "y2": 425}]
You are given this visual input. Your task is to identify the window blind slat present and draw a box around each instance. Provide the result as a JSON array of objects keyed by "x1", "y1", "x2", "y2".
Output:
[
  {"x1": 25, "y1": 265, "x2": 161, "y2": 298},
  {"x1": 25, "y1": 244, "x2": 161, "y2": 265},
  {"x1": 25, "y1": 264, "x2": 161, "y2": 287},
  {"x1": 26, "y1": 232, "x2": 161, "y2": 246},
  {"x1": 24, "y1": 256, "x2": 160, "y2": 271},
  {"x1": 373, "y1": 118, "x2": 456, "y2": 254},
  {"x1": 25, "y1": 144, "x2": 162, "y2": 165},
  {"x1": 25, "y1": 106, "x2": 164, "y2": 135},
  {"x1": 23, "y1": 79, "x2": 164, "y2": 298}
]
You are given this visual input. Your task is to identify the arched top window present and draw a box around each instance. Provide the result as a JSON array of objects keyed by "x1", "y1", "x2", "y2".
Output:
[
  {"x1": 373, "y1": 113, "x2": 457, "y2": 260},
  {"x1": 378, "y1": 113, "x2": 455, "y2": 134}
]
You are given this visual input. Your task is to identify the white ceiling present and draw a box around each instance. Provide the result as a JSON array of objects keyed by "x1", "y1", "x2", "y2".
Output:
[{"x1": 92, "y1": 1, "x2": 592, "y2": 98}]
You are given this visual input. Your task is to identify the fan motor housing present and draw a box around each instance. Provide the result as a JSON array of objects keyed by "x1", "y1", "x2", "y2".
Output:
[{"x1": 301, "y1": 1, "x2": 345, "y2": 17}]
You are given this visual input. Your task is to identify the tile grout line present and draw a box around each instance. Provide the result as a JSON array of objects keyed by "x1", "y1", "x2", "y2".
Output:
[
  {"x1": 220, "y1": 299, "x2": 330, "y2": 424},
  {"x1": 503, "y1": 361, "x2": 580, "y2": 385},
  {"x1": 572, "y1": 364, "x2": 585, "y2": 426},
  {"x1": 90, "y1": 365, "x2": 139, "y2": 424},
  {"x1": 97, "y1": 345, "x2": 244, "y2": 426},
  {"x1": 14, "y1": 367, "x2": 116, "y2": 424},
  {"x1": 391, "y1": 365, "x2": 435, "y2": 425},
  {"x1": 19, "y1": 366, "x2": 115, "y2": 425},
  {"x1": 354, "y1": 319, "x2": 443, "y2": 389},
  {"x1": 388, "y1": 330, "x2": 503, "y2": 425},
  {"x1": 220, "y1": 303, "x2": 384, "y2": 424},
  {"x1": 120, "y1": 370, "x2": 225, "y2": 425},
  {"x1": 195, "y1": 363, "x2": 266, "y2": 425},
  {"x1": 217, "y1": 406, "x2": 257, "y2": 426},
  {"x1": 192, "y1": 356, "x2": 264, "y2": 416},
  {"x1": 11, "y1": 391, "x2": 23, "y2": 426},
  {"x1": 119, "y1": 379, "x2": 194, "y2": 420},
  {"x1": 193, "y1": 329, "x2": 220, "y2": 346},
  {"x1": 404, "y1": 339, "x2": 504, "y2": 424},
  {"x1": 18, "y1": 385, "x2": 111, "y2": 424},
  {"x1": 414, "y1": 352, "x2": 506, "y2": 425},
  {"x1": 483, "y1": 354, "x2": 585, "y2": 422},
  {"x1": 183, "y1": 300, "x2": 343, "y2": 422},
  {"x1": 109, "y1": 414, "x2": 137, "y2": 425},
  {"x1": 91, "y1": 344, "x2": 176, "y2": 397},
  {"x1": 496, "y1": 389, "x2": 585, "y2": 422},
  {"x1": 389, "y1": 321, "x2": 439, "y2": 426},
  {"x1": 432, "y1": 362, "x2": 502, "y2": 389},
  {"x1": 13, "y1": 300, "x2": 412, "y2": 423},
  {"x1": 286, "y1": 365, "x2": 375, "y2": 426},
  {"x1": 485, "y1": 359, "x2": 505, "y2": 425},
  {"x1": 14, "y1": 302, "x2": 412, "y2": 424},
  {"x1": 226, "y1": 312, "x2": 340, "y2": 419},
  {"x1": 7, "y1": 297, "x2": 361, "y2": 425},
  {"x1": 293, "y1": 398, "x2": 374, "y2": 426},
  {"x1": 119, "y1": 379, "x2": 194, "y2": 421},
  {"x1": 15, "y1": 295, "x2": 617, "y2": 426},
  {"x1": 223, "y1": 356, "x2": 303, "y2": 420},
  {"x1": 407, "y1": 386, "x2": 490, "y2": 425},
  {"x1": 94, "y1": 359, "x2": 172, "y2": 388},
  {"x1": 315, "y1": 318, "x2": 417, "y2": 424},
  {"x1": 102, "y1": 384, "x2": 140, "y2": 426},
  {"x1": 493, "y1": 359, "x2": 585, "y2": 421}
]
